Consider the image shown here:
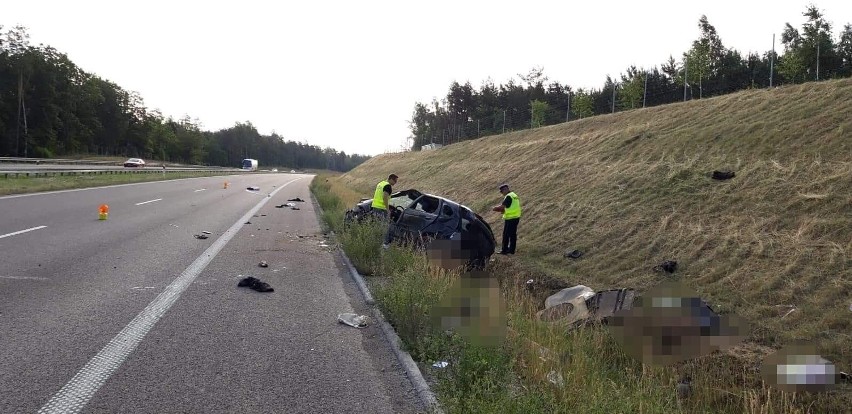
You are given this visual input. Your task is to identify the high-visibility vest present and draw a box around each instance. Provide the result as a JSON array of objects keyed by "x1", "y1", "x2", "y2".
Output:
[
  {"x1": 502, "y1": 192, "x2": 521, "y2": 220},
  {"x1": 371, "y1": 180, "x2": 390, "y2": 210}
]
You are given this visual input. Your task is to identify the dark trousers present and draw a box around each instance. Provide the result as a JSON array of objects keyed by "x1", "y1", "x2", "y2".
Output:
[
  {"x1": 372, "y1": 207, "x2": 394, "y2": 244},
  {"x1": 501, "y1": 218, "x2": 519, "y2": 254}
]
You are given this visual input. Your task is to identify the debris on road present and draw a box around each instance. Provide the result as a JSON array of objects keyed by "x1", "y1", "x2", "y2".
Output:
[
  {"x1": 338, "y1": 313, "x2": 369, "y2": 328},
  {"x1": 237, "y1": 276, "x2": 274, "y2": 292},
  {"x1": 432, "y1": 361, "x2": 449, "y2": 368},
  {"x1": 712, "y1": 170, "x2": 736, "y2": 180},
  {"x1": 287, "y1": 198, "x2": 305, "y2": 202},
  {"x1": 247, "y1": 186, "x2": 260, "y2": 191},
  {"x1": 563, "y1": 249, "x2": 583, "y2": 259},
  {"x1": 245, "y1": 221, "x2": 252, "y2": 224},
  {"x1": 291, "y1": 207, "x2": 300, "y2": 210},
  {"x1": 653, "y1": 260, "x2": 678, "y2": 273},
  {"x1": 202, "y1": 231, "x2": 212, "y2": 235},
  {"x1": 275, "y1": 204, "x2": 286, "y2": 208},
  {"x1": 259, "y1": 261, "x2": 269, "y2": 268},
  {"x1": 194, "y1": 234, "x2": 209, "y2": 240}
]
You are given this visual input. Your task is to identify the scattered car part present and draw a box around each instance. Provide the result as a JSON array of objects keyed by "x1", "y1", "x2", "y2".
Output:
[
  {"x1": 712, "y1": 170, "x2": 735, "y2": 180},
  {"x1": 259, "y1": 261, "x2": 269, "y2": 268},
  {"x1": 194, "y1": 234, "x2": 208, "y2": 240},
  {"x1": 237, "y1": 276, "x2": 274, "y2": 292},
  {"x1": 338, "y1": 313, "x2": 369, "y2": 328},
  {"x1": 564, "y1": 249, "x2": 583, "y2": 259},
  {"x1": 653, "y1": 260, "x2": 678, "y2": 273},
  {"x1": 544, "y1": 285, "x2": 595, "y2": 309},
  {"x1": 586, "y1": 288, "x2": 637, "y2": 323}
]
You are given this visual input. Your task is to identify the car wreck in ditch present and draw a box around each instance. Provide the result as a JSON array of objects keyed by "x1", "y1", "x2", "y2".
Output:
[{"x1": 344, "y1": 189, "x2": 497, "y2": 269}]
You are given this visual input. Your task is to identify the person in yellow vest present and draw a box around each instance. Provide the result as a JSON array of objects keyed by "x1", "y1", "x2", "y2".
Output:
[
  {"x1": 371, "y1": 174, "x2": 398, "y2": 249},
  {"x1": 492, "y1": 184, "x2": 521, "y2": 255},
  {"x1": 371, "y1": 174, "x2": 398, "y2": 221}
]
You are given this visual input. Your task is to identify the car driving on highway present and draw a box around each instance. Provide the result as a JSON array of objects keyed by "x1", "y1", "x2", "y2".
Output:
[{"x1": 123, "y1": 158, "x2": 146, "y2": 167}]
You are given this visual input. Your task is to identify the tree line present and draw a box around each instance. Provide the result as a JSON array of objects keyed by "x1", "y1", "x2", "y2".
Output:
[
  {"x1": 0, "y1": 26, "x2": 369, "y2": 171},
  {"x1": 409, "y1": 5, "x2": 852, "y2": 150}
]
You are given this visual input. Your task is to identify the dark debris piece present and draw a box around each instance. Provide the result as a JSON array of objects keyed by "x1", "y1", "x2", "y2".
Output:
[
  {"x1": 564, "y1": 249, "x2": 583, "y2": 259},
  {"x1": 194, "y1": 234, "x2": 209, "y2": 240},
  {"x1": 275, "y1": 205, "x2": 286, "y2": 208},
  {"x1": 287, "y1": 198, "x2": 305, "y2": 202},
  {"x1": 245, "y1": 221, "x2": 252, "y2": 224},
  {"x1": 259, "y1": 261, "x2": 269, "y2": 268},
  {"x1": 291, "y1": 207, "x2": 300, "y2": 210},
  {"x1": 653, "y1": 260, "x2": 678, "y2": 273},
  {"x1": 237, "y1": 276, "x2": 274, "y2": 293},
  {"x1": 712, "y1": 170, "x2": 735, "y2": 180}
]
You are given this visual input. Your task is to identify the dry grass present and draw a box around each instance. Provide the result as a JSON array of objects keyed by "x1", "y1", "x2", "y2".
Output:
[{"x1": 337, "y1": 79, "x2": 852, "y2": 410}]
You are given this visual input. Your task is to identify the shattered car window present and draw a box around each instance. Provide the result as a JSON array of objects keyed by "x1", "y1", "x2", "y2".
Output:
[{"x1": 411, "y1": 196, "x2": 440, "y2": 214}]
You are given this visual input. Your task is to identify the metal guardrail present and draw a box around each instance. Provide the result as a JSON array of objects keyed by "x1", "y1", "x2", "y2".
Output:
[
  {"x1": 0, "y1": 157, "x2": 233, "y2": 169},
  {"x1": 0, "y1": 168, "x2": 253, "y2": 179}
]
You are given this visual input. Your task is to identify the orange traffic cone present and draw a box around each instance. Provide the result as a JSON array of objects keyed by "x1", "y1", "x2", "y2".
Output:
[{"x1": 98, "y1": 204, "x2": 109, "y2": 220}]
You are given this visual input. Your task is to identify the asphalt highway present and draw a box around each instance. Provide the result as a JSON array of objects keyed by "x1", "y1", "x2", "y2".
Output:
[
  {"x1": 0, "y1": 163, "x2": 230, "y2": 171},
  {"x1": 0, "y1": 174, "x2": 421, "y2": 413}
]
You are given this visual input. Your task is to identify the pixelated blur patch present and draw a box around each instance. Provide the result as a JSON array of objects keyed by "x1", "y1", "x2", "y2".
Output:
[
  {"x1": 426, "y1": 239, "x2": 468, "y2": 271},
  {"x1": 607, "y1": 281, "x2": 749, "y2": 365},
  {"x1": 431, "y1": 273, "x2": 507, "y2": 348},
  {"x1": 761, "y1": 342, "x2": 840, "y2": 393}
]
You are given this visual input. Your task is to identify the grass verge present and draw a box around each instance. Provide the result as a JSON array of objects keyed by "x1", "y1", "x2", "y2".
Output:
[
  {"x1": 0, "y1": 171, "x2": 248, "y2": 196},
  {"x1": 311, "y1": 174, "x2": 849, "y2": 414}
]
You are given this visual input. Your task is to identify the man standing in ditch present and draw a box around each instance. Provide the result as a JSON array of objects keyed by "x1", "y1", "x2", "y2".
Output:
[
  {"x1": 493, "y1": 184, "x2": 521, "y2": 255},
  {"x1": 371, "y1": 174, "x2": 398, "y2": 249},
  {"x1": 371, "y1": 174, "x2": 398, "y2": 220}
]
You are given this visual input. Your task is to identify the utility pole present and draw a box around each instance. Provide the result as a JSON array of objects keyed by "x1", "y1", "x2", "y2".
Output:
[
  {"x1": 16, "y1": 73, "x2": 22, "y2": 156},
  {"x1": 816, "y1": 36, "x2": 820, "y2": 80},
  {"x1": 770, "y1": 33, "x2": 775, "y2": 87},
  {"x1": 684, "y1": 55, "x2": 689, "y2": 102},
  {"x1": 643, "y1": 72, "x2": 648, "y2": 108},
  {"x1": 611, "y1": 83, "x2": 616, "y2": 114},
  {"x1": 566, "y1": 92, "x2": 571, "y2": 121}
]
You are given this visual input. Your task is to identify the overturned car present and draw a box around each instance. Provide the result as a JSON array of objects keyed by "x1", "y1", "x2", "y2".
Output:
[{"x1": 345, "y1": 189, "x2": 497, "y2": 268}]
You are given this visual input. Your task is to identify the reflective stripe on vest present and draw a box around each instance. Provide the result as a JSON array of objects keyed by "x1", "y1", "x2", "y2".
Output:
[
  {"x1": 502, "y1": 192, "x2": 521, "y2": 220},
  {"x1": 372, "y1": 180, "x2": 390, "y2": 210}
]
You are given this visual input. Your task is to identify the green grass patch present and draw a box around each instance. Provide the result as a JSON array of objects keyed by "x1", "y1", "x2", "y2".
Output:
[{"x1": 0, "y1": 171, "x2": 246, "y2": 196}]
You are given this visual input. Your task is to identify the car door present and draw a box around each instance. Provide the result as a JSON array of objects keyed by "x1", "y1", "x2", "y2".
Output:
[
  {"x1": 422, "y1": 200, "x2": 461, "y2": 237},
  {"x1": 395, "y1": 195, "x2": 440, "y2": 234}
]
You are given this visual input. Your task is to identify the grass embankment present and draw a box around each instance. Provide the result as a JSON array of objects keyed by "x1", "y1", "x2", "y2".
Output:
[
  {"x1": 326, "y1": 79, "x2": 851, "y2": 413},
  {"x1": 0, "y1": 171, "x2": 245, "y2": 196}
]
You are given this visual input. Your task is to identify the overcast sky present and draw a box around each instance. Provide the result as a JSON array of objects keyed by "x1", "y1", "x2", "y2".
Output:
[{"x1": 4, "y1": 1, "x2": 851, "y2": 156}]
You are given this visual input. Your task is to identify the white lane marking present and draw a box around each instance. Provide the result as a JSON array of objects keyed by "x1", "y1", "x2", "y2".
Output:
[
  {"x1": 0, "y1": 275, "x2": 49, "y2": 280},
  {"x1": 37, "y1": 176, "x2": 304, "y2": 414},
  {"x1": 134, "y1": 198, "x2": 162, "y2": 206},
  {"x1": 0, "y1": 225, "x2": 47, "y2": 239},
  {"x1": 194, "y1": 189, "x2": 206, "y2": 192}
]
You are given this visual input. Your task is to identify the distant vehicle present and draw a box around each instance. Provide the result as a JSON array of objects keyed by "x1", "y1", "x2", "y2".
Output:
[
  {"x1": 290, "y1": 170, "x2": 296, "y2": 173},
  {"x1": 124, "y1": 158, "x2": 146, "y2": 167},
  {"x1": 344, "y1": 189, "x2": 496, "y2": 269},
  {"x1": 241, "y1": 159, "x2": 258, "y2": 171},
  {"x1": 271, "y1": 168, "x2": 278, "y2": 172}
]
